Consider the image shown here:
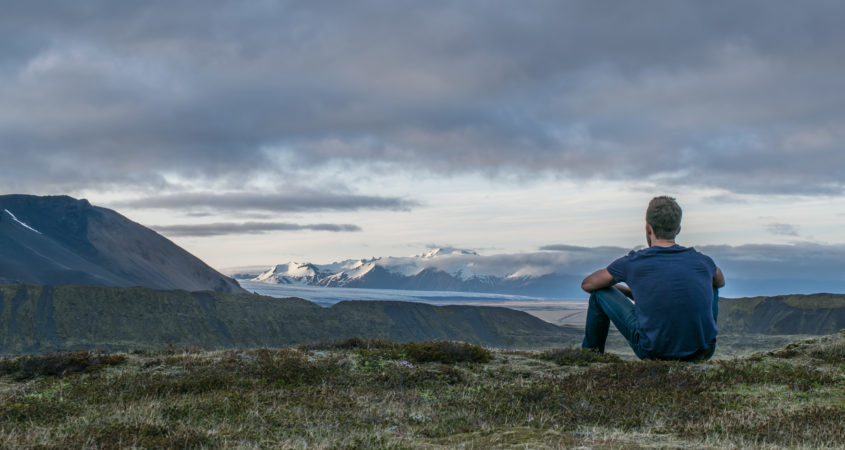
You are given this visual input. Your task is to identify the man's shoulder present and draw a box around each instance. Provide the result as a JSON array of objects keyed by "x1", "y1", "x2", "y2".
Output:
[
  {"x1": 628, "y1": 245, "x2": 715, "y2": 262},
  {"x1": 681, "y1": 246, "x2": 716, "y2": 261}
]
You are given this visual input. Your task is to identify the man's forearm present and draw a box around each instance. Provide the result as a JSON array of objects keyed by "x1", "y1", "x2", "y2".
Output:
[{"x1": 581, "y1": 268, "x2": 616, "y2": 293}]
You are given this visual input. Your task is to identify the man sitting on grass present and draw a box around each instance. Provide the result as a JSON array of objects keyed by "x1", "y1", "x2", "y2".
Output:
[{"x1": 580, "y1": 196, "x2": 725, "y2": 361}]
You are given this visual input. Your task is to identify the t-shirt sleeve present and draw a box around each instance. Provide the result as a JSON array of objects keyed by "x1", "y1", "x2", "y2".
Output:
[
  {"x1": 701, "y1": 253, "x2": 717, "y2": 273},
  {"x1": 606, "y1": 254, "x2": 630, "y2": 283}
]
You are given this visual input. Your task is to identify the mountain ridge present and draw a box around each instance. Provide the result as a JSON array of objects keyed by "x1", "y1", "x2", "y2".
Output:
[
  {"x1": 0, "y1": 194, "x2": 244, "y2": 293},
  {"x1": 244, "y1": 248, "x2": 585, "y2": 298},
  {"x1": 0, "y1": 283, "x2": 580, "y2": 355}
]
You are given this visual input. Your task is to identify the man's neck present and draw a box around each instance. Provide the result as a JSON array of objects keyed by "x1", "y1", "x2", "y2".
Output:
[{"x1": 651, "y1": 238, "x2": 676, "y2": 248}]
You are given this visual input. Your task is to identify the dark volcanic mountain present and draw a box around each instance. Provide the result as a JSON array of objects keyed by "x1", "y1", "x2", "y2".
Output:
[{"x1": 0, "y1": 194, "x2": 244, "y2": 293}]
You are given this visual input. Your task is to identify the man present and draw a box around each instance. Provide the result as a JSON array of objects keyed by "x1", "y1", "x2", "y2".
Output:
[{"x1": 580, "y1": 196, "x2": 725, "y2": 361}]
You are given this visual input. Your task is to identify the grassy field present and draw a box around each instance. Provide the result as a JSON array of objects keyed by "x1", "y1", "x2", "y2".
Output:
[{"x1": 0, "y1": 332, "x2": 843, "y2": 448}]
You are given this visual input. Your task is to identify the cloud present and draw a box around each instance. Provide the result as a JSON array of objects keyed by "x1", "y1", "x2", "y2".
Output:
[
  {"x1": 766, "y1": 223, "x2": 800, "y2": 236},
  {"x1": 539, "y1": 244, "x2": 633, "y2": 253},
  {"x1": 1, "y1": 1, "x2": 845, "y2": 195},
  {"x1": 539, "y1": 242, "x2": 845, "y2": 288},
  {"x1": 354, "y1": 241, "x2": 845, "y2": 296},
  {"x1": 118, "y1": 191, "x2": 418, "y2": 213},
  {"x1": 152, "y1": 221, "x2": 362, "y2": 237}
]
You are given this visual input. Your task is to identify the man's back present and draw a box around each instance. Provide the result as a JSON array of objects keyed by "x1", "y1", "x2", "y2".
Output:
[
  {"x1": 608, "y1": 245, "x2": 717, "y2": 358},
  {"x1": 580, "y1": 196, "x2": 724, "y2": 361}
]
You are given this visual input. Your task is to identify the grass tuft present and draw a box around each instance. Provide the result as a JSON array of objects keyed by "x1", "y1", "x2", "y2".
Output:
[{"x1": 402, "y1": 341, "x2": 492, "y2": 364}]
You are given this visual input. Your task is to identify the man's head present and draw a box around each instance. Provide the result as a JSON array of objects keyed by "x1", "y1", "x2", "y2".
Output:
[{"x1": 646, "y1": 196, "x2": 682, "y2": 240}]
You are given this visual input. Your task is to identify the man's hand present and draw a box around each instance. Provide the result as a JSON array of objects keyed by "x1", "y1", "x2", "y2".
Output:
[
  {"x1": 615, "y1": 283, "x2": 634, "y2": 299},
  {"x1": 581, "y1": 269, "x2": 616, "y2": 293}
]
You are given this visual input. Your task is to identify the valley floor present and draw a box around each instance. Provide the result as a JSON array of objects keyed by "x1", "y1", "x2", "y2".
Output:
[{"x1": 1, "y1": 332, "x2": 843, "y2": 448}]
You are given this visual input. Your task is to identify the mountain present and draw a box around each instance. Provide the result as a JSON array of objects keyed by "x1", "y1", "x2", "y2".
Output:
[
  {"x1": 0, "y1": 195, "x2": 244, "y2": 293},
  {"x1": 246, "y1": 248, "x2": 585, "y2": 298},
  {"x1": 0, "y1": 284, "x2": 581, "y2": 354},
  {"x1": 252, "y1": 262, "x2": 329, "y2": 285}
]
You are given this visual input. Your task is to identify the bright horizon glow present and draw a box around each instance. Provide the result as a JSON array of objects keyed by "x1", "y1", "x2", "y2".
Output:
[{"x1": 99, "y1": 172, "x2": 845, "y2": 270}]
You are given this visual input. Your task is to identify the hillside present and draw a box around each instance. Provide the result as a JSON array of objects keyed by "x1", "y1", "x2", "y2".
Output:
[
  {"x1": 719, "y1": 293, "x2": 845, "y2": 334},
  {"x1": 0, "y1": 194, "x2": 243, "y2": 293},
  {"x1": 0, "y1": 284, "x2": 580, "y2": 355},
  {"x1": 0, "y1": 332, "x2": 842, "y2": 448}
]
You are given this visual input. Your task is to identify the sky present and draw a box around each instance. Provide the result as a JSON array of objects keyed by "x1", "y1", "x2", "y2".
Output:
[{"x1": 2, "y1": 1, "x2": 844, "y2": 295}]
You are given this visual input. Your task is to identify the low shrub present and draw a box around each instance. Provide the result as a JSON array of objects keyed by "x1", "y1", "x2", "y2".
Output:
[
  {"x1": 402, "y1": 341, "x2": 491, "y2": 364},
  {"x1": 302, "y1": 337, "x2": 398, "y2": 351},
  {"x1": 710, "y1": 359, "x2": 840, "y2": 391},
  {"x1": 303, "y1": 338, "x2": 491, "y2": 364},
  {"x1": 809, "y1": 340, "x2": 845, "y2": 364},
  {"x1": 0, "y1": 352, "x2": 127, "y2": 380},
  {"x1": 65, "y1": 423, "x2": 211, "y2": 449},
  {"x1": 538, "y1": 347, "x2": 623, "y2": 366}
]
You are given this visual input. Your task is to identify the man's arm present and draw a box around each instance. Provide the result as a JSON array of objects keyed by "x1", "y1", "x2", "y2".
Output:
[
  {"x1": 581, "y1": 269, "x2": 616, "y2": 293},
  {"x1": 713, "y1": 267, "x2": 725, "y2": 289}
]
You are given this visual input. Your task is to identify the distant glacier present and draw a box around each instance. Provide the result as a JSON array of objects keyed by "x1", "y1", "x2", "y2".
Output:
[{"x1": 238, "y1": 280, "x2": 587, "y2": 326}]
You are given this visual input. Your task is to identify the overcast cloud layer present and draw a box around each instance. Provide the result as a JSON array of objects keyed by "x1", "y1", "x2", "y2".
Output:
[
  {"x1": 3, "y1": 1, "x2": 845, "y2": 196},
  {"x1": 119, "y1": 192, "x2": 417, "y2": 213}
]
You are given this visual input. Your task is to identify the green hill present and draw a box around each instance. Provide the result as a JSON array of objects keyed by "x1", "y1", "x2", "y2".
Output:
[
  {"x1": 0, "y1": 284, "x2": 580, "y2": 355},
  {"x1": 719, "y1": 293, "x2": 845, "y2": 334}
]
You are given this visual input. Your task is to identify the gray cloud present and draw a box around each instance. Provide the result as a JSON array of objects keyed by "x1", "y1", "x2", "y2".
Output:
[
  {"x1": 766, "y1": 223, "x2": 800, "y2": 236},
  {"x1": 153, "y1": 222, "x2": 362, "y2": 237},
  {"x1": 118, "y1": 191, "x2": 417, "y2": 213},
  {"x1": 2, "y1": 1, "x2": 845, "y2": 194},
  {"x1": 539, "y1": 244, "x2": 634, "y2": 254}
]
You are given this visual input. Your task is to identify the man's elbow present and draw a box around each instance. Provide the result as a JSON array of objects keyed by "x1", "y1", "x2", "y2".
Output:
[{"x1": 713, "y1": 268, "x2": 726, "y2": 288}]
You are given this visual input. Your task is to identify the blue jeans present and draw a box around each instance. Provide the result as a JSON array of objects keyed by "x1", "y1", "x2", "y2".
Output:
[{"x1": 581, "y1": 287, "x2": 719, "y2": 361}]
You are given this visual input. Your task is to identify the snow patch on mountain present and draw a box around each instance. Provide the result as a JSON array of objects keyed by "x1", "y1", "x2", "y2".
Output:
[
  {"x1": 253, "y1": 262, "x2": 325, "y2": 284},
  {"x1": 316, "y1": 262, "x2": 377, "y2": 285},
  {"x1": 3, "y1": 209, "x2": 42, "y2": 234},
  {"x1": 418, "y1": 247, "x2": 479, "y2": 259},
  {"x1": 506, "y1": 266, "x2": 555, "y2": 279}
]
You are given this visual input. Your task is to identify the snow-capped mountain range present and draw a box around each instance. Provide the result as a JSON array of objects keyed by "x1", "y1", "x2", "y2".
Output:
[{"x1": 238, "y1": 248, "x2": 587, "y2": 298}]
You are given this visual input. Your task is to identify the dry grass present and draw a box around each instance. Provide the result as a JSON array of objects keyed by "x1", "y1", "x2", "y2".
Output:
[{"x1": 0, "y1": 333, "x2": 843, "y2": 448}]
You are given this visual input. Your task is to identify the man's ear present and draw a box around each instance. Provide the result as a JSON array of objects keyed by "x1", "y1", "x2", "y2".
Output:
[
  {"x1": 645, "y1": 223, "x2": 653, "y2": 235},
  {"x1": 675, "y1": 226, "x2": 681, "y2": 237}
]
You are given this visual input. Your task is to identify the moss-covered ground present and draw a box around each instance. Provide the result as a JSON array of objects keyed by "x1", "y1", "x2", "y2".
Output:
[{"x1": 1, "y1": 333, "x2": 843, "y2": 448}]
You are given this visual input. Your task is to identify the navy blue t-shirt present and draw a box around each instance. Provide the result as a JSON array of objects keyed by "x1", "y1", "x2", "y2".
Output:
[{"x1": 607, "y1": 245, "x2": 717, "y2": 358}]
